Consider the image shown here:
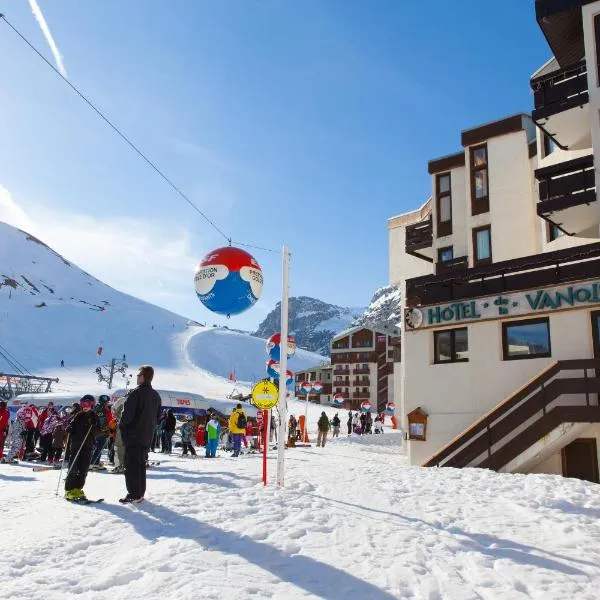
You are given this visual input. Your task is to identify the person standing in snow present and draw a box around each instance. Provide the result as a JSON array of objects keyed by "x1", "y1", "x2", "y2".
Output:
[
  {"x1": 317, "y1": 412, "x2": 330, "y2": 447},
  {"x1": 347, "y1": 411, "x2": 353, "y2": 436},
  {"x1": 52, "y1": 413, "x2": 67, "y2": 462},
  {"x1": 110, "y1": 395, "x2": 127, "y2": 473},
  {"x1": 90, "y1": 395, "x2": 112, "y2": 468},
  {"x1": 180, "y1": 415, "x2": 197, "y2": 457},
  {"x1": 331, "y1": 413, "x2": 341, "y2": 438},
  {"x1": 39, "y1": 405, "x2": 60, "y2": 463},
  {"x1": 163, "y1": 409, "x2": 176, "y2": 454},
  {"x1": 373, "y1": 416, "x2": 384, "y2": 434},
  {"x1": 2, "y1": 408, "x2": 27, "y2": 463},
  {"x1": 205, "y1": 410, "x2": 220, "y2": 458},
  {"x1": 0, "y1": 401, "x2": 9, "y2": 459},
  {"x1": 64, "y1": 395, "x2": 99, "y2": 502},
  {"x1": 228, "y1": 403, "x2": 247, "y2": 458},
  {"x1": 119, "y1": 365, "x2": 161, "y2": 503}
]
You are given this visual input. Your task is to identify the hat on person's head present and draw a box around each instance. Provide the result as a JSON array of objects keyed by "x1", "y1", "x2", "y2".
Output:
[
  {"x1": 98, "y1": 394, "x2": 110, "y2": 404},
  {"x1": 138, "y1": 365, "x2": 154, "y2": 383},
  {"x1": 47, "y1": 402, "x2": 54, "y2": 408},
  {"x1": 80, "y1": 394, "x2": 95, "y2": 409},
  {"x1": 236, "y1": 403, "x2": 242, "y2": 409},
  {"x1": 0, "y1": 401, "x2": 6, "y2": 409}
]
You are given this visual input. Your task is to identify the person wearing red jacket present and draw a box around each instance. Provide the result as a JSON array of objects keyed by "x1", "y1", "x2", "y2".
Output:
[{"x1": 0, "y1": 401, "x2": 10, "y2": 458}]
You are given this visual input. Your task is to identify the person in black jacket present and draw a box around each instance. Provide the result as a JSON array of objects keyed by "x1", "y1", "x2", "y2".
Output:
[
  {"x1": 64, "y1": 395, "x2": 99, "y2": 502},
  {"x1": 163, "y1": 409, "x2": 176, "y2": 454},
  {"x1": 119, "y1": 365, "x2": 161, "y2": 503}
]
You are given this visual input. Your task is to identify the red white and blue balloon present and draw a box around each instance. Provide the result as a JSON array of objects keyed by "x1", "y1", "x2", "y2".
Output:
[
  {"x1": 333, "y1": 392, "x2": 345, "y2": 405},
  {"x1": 266, "y1": 359, "x2": 280, "y2": 380},
  {"x1": 311, "y1": 381, "x2": 323, "y2": 394},
  {"x1": 285, "y1": 370, "x2": 294, "y2": 387},
  {"x1": 385, "y1": 402, "x2": 396, "y2": 415},
  {"x1": 299, "y1": 381, "x2": 312, "y2": 395},
  {"x1": 194, "y1": 246, "x2": 263, "y2": 316},
  {"x1": 360, "y1": 400, "x2": 372, "y2": 412},
  {"x1": 266, "y1": 333, "x2": 297, "y2": 361}
]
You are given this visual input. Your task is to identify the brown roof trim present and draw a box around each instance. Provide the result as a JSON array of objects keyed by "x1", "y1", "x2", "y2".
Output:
[
  {"x1": 427, "y1": 151, "x2": 465, "y2": 175},
  {"x1": 528, "y1": 140, "x2": 537, "y2": 158},
  {"x1": 461, "y1": 114, "x2": 526, "y2": 147}
]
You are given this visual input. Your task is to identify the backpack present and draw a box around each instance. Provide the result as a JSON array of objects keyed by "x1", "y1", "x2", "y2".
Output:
[{"x1": 236, "y1": 412, "x2": 247, "y2": 429}]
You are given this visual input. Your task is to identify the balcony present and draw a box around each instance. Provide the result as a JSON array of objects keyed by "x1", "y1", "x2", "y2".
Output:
[
  {"x1": 353, "y1": 367, "x2": 369, "y2": 374},
  {"x1": 333, "y1": 368, "x2": 350, "y2": 375},
  {"x1": 353, "y1": 378, "x2": 370, "y2": 386},
  {"x1": 535, "y1": 154, "x2": 596, "y2": 235},
  {"x1": 352, "y1": 392, "x2": 370, "y2": 400},
  {"x1": 333, "y1": 380, "x2": 350, "y2": 387},
  {"x1": 406, "y1": 241, "x2": 600, "y2": 308},
  {"x1": 531, "y1": 59, "x2": 590, "y2": 149},
  {"x1": 405, "y1": 216, "x2": 433, "y2": 262},
  {"x1": 436, "y1": 255, "x2": 468, "y2": 275}
]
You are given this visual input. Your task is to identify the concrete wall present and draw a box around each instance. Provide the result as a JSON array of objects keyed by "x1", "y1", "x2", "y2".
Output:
[{"x1": 403, "y1": 307, "x2": 597, "y2": 466}]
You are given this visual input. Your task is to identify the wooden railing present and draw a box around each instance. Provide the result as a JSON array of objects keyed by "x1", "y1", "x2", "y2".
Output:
[{"x1": 423, "y1": 359, "x2": 600, "y2": 470}]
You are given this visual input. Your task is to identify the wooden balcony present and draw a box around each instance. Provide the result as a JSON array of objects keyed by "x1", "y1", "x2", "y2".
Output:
[
  {"x1": 436, "y1": 256, "x2": 468, "y2": 275},
  {"x1": 353, "y1": 378, "x2": 370, "y2": 386},
  {"x1": 333, "y1": 380, "x2": 350, "y2": 387},
  {"x1": 353, "y1": 367, "x2": 370, "y2": 374},
  {"x1": 406, "y1": 216, "x2": 433, "y2": 262},
  {"x1": 535, "y1": 154, "x2": 596, "y2": 219}
]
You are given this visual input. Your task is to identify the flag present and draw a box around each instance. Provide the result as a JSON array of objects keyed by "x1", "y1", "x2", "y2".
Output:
[{"x1": 229, "y1": 370, "x2": 236, "y2": 382}]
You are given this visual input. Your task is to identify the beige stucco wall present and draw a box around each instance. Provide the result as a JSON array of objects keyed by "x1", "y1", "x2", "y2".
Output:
[{"x1": 403, "y1": 306, "x2": 597, "y2": 466}]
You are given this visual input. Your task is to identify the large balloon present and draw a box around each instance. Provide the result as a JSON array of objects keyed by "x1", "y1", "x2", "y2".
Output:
[
  {"x1": 266, "y1": 359, "x2": 280, "y2": 380},
  {"x1": 333, "y1": 392, "x2": 345, "y2": 405},
  {"x1": 311, "y1": 381, "x2": 323, "y2": 394},
  {"x1": 360, "y1": 400, "x2": 372, "y2": 412},
  {"x1": 299, "y1": 381, "x2": 312, "y2": 395},
  {"x1": 194, "y1": 247, "x2": 263, "y2": 316},
  {"x1": 385, "y1": 402, "x2": 396, "y2": 415},
  {"x1": 266, "y1": 333, "x2": 296, "y2": 360}
]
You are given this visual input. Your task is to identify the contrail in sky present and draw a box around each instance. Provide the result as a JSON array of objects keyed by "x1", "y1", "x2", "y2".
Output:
[{"x1": 27, "y1": 0, "x2": 67, "y2": 77}]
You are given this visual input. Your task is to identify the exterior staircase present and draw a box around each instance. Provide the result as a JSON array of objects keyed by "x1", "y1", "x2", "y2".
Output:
[{"x1": 423, "y1": 359, "x2": 600, "y2": 472}]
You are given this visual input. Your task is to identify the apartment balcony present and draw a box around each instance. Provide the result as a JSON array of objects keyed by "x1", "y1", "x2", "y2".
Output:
[
  {"x1": 352, "y1": 392, "x2": 370, "y2": 400},
  {"x1": 332, "y1": 369, "x2": 350, "y2": 376},
  {"x1": 353, "y1": 367, "x2": 370, "y2": 374},
  {"x1": 333, "y1": 380, "x2": 350, "y2": 387},
  {"x1": 436, "y1": 255, "x2": 468, "y2": 275},
  {"x1": 405, "y1": 215, "x2": 433, "y2": 263},
  {"x1": 531, "y1": 59, "x2": 589, "y2": 150},
  {"x1": 353, "y1": 378, "x2": 370, "y2": 386},
  {"x1": 535, "y1": 154, "x2": 597, "y2": 234}
]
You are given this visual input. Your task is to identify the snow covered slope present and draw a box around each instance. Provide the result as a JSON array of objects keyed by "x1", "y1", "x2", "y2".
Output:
[
  {"x1": 2, "y1": 433, "x2": 599, "y2": 599},
  {"x1": 0, "y1": 222, "x2": 322, "y2": 394}
]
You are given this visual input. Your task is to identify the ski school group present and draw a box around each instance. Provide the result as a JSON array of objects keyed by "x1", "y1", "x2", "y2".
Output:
[{"x1": 0, "y1": 365, "x2": 239, "y2": 505}]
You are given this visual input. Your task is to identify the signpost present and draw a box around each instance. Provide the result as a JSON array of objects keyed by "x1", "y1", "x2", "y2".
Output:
[{"x1": 251, "y1": 379, "x2": 279, "y2": 486}]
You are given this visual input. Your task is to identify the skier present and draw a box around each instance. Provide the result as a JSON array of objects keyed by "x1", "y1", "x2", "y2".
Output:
[
  {"x1": 2, "y1": 408, "x2": 27, "y2": 463},
  {"x1": 39, "y1": 405, "x2": 60, "y2": 462},
  {"x1": 64, "y1": 395, "x2": 99, "y2": 502},
  {"x1": 180, "y1": 415, "x2": 197, "y2": 457},
  {"x1": 0, "y1": 400, "x2": 9, "y2": 459},
  {"x1": 90, "y1": 395, "x2": 112, "y2": 468},
  {"x1": 60, "y1": 360, "x2": 64, "y2": 368},
  {"x1": 163, "y1": 409, "x2": 176, "y2": 454},
  {"x1": 52, "y1": 412, "x2": 67, "y2": 462},
  {"x1": 205, "y1": 410, "x2": 220, "y2": 458},
  {"x1": 331, "y1": 413, "x2": 341, "y2": 438},
  {"x1": 373, "y1": 416, "x2": 384, "y2": 434},
  {"x1": 347, "y1": 411, "x2": 353, "y2": 436},
  {"x1": 317, "y1": 412, "x2": 330, "y2": 448},
  {"x1": 228, "y1": 403, "x2": 247, "y2": 457}
]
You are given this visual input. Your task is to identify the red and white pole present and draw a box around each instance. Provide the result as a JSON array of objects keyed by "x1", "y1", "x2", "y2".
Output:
[{"x1": 262, "y1": 409, "x2": 269, "y2": 485}]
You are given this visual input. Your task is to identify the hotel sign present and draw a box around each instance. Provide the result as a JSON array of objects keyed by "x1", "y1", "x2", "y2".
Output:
[{"x1": 404, "y1": 280, "x2": 600, "y2": 330}]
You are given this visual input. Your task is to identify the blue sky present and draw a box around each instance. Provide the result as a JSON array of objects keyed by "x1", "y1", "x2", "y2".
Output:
[{"x1": 0, "y1": 0, "x2": 551, "y2": 330}]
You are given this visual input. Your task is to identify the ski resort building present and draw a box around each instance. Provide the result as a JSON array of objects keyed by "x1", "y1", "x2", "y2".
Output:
[
  {"x1": 393, "y1": 0, "x2": 600, "y2": 483},
  {"x1": 294, "y1": 363, "x2": 332, "y2": 403},
  {"x1": 329, "y1": 326, "x2": 400, "y2": 412}
]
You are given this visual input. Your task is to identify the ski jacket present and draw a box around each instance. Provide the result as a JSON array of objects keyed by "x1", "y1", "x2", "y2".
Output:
[
  {"x1": 94, "y1": 404, "x2": 113, "y2": 436},
  {"x1": 16, "y1": 406, "x2": 36, "y2": 429},
  {"x1": 317, "y1": 414, "x2": 330, "y2": 432},
  {"x1": 206, "y1": 418, "x2": 220, "y2": 441},
  {"x1": 68, "y1": 410, "x2": 99, "y2": 450},
  {"x1": 347, "y1": 413, "x2": 353, "y2": 426},
  {"x1": 40, "y1": 412, "x2": 60, "y2": 436},
  {"x1": 228, "y1": 408, "x2": 247, "y2": 434},
  {"x1": 332, "y1": 415, "x2": 340, "y2": 427},
  {"x1": 119, "y1": 383, "x2": 162, "y2": 447},
  {"x1": 37, "y1": 408, "x2": 50, "y2": 432},
  {"x1": 0, "y1": 407, "x2": 9, "y2": 433},
  {"x1": 165, "y1": 412, "x2": 176, "y2": 432},
  {"x1": 180, "y1": 422, "x2": 194, "y2": 443}
]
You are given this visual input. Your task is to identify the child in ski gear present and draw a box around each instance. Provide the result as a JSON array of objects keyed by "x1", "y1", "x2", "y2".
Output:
[
  {"x1": 180, "y1": 415, "x2": 197, "y2": 456},
  {"x1": 64, "y1": 395, "x2": 99, "y2": 501},
  {"x1": 205, "y1": 410, "x2": 220, "y2": 458},
  {"x1": 3, "y1": 407, "x2": 28, "y2": 463},
  {"x1": 52, "y1": 414, "x2": 67, "y2": 462},
  {"x1": 39, "y1": 406, "x2": 60, "y2": 462},
  {"x1": 228, "y1": 404, "x2": 247, "y2": 457},
  {"x1": 317, "y1": 412, "x2": 330, "y2": 447},
  {"x1": 288, "y1": 415, "x2": 298, "y2": 442},
  {"x1": 0, "y1": 401, "x2": 9, "y2": 459},
  {"x1": 90, "y1": 394, "x2": 112, "y2": 467},
  {"x1": 331, "y1": 413, "x2": 341, "y2": 438},
  {"x1": 373, "y1": 416, "x2": 384, "y2": 434}
]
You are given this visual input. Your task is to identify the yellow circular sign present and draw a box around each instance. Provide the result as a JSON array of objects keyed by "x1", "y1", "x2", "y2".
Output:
[{"x1": 251, "y1": 380, "x2": 279, "y2": 410}]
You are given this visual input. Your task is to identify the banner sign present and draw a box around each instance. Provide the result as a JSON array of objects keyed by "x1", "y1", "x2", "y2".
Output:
[{"x1": 404, "y1": 280, "x2": 600, "y2": 330}]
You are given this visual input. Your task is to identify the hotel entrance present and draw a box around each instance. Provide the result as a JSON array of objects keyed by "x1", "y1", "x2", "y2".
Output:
[{"x1": 561, "y1": 439, "x2": 599, "y2": 484}]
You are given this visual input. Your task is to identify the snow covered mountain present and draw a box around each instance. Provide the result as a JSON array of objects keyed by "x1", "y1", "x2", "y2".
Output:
[
  {"x1": 0, "y1": 222, "x2": 321, "y2": 388},
  {"x1": 351, "y1": 285, "x2": 402, "y2": 331},
  {"x1": 254, "y1": 296, "x2": 365, "y2": 355}
]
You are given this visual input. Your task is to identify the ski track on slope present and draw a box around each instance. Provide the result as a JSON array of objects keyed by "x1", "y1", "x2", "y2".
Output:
[{"x1": 1, "y1": 434, "x2": 600, "y2": 600}]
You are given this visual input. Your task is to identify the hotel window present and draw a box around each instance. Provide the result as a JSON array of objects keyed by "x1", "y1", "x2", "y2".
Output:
[
  {"x1": 438, "y1": 246, "x2": 453, "y2": 263},
  {"x1": 436, "y1": 173, "x2": 452, "y2": 237},
  {"x1": 543, "y1": 133, "x2": 559, "y2": 157},
  {"x1": 434, "y1": 328, "x2": 468, "y2": 363},
  {"x1": 473, "y1": 225, "x2": 492, "y2": 266},
  {"x1": 548, "y1": 223, "x2": 565, "y2": 242},
  {"x1": 502, "y1": 318, "x2": 551, "y2": 360},
  {"x1": 470, "y1": 144, "x2": 489, "y2": 215}
]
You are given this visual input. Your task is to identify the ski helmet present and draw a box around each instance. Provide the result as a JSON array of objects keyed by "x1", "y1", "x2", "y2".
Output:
[
  {"x1": 98, "y1": 394, "x2": 110, "y2": 404},
  {"x1": 80, "y1": 394, "x2": 95, "y2": 409}
]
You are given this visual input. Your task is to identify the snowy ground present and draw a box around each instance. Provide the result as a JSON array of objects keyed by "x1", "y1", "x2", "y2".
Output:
[{"x1": 2, "y1": 433, "x2": 600, "y2": 600}]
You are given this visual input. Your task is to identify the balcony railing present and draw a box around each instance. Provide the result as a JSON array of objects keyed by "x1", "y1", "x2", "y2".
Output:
[
  {"x1": 353, "y1": 367, "x2": 369, "y2": 374},
  {"x1": 353, "y1": 379, "x2": 370, "y2": 386},
  {"x1": 406, "y1": 216, "x2": 433, "y2": 253},
  {"x1": 535, "y1": 154, "x2": 596, "y2": 216},
  {"x1": 531, "y1": 59, "x2": 588, "y2": 121},
  {"x1": 436, "y1": 255, "x2": 468, "y2": 275},
  {"x1": 333, "y1": 368, "x2": 350, "y2": 375},
  {"x1": 333, "y1": 380, "x2": 350, "y2": 387}
]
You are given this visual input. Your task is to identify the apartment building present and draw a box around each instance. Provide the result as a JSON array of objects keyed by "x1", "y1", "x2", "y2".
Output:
[
  {"x1": 394, "y1": 0, "x2": 600, "y2": 483},
  {"x1": 294, "y1": 363, "x2": 332, "y2": 404},
  {"x1": 330, "y1": 326, "x2": 400, "y2": 411}
]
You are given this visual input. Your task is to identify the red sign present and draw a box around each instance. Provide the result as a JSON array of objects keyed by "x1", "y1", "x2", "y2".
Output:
[{"x1": 176, "y1": 398, "x2": 191, "y2": 406}]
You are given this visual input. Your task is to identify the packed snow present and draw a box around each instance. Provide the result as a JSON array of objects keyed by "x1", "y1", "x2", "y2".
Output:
[{"x1": 2, "y1": 433, "x2": 600, "y2": 599}]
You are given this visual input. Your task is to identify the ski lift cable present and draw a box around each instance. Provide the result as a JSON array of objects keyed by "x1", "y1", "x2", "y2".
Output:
[
  {"x1": 0, "y1": 14, "x2": 281, "y2": 256},
  {"x1": 0, "y1": 348, "x2": 25, "y2": 375},
  {"x1": 0, "y1": 343, "x2": 32, "y2": 375}
]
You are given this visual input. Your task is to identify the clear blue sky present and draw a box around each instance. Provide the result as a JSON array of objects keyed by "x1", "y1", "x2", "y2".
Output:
[{"x1": 0, "y1": 0, "x2": 551, "y2": 330}]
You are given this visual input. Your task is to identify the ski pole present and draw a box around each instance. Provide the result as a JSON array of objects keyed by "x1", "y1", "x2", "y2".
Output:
[
  {"x1": 57, "y1": 426, "x2": 92, "y2": 496},
  {"x1": 55, "y1": 433, "x2": 70, "y2": 497}
]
